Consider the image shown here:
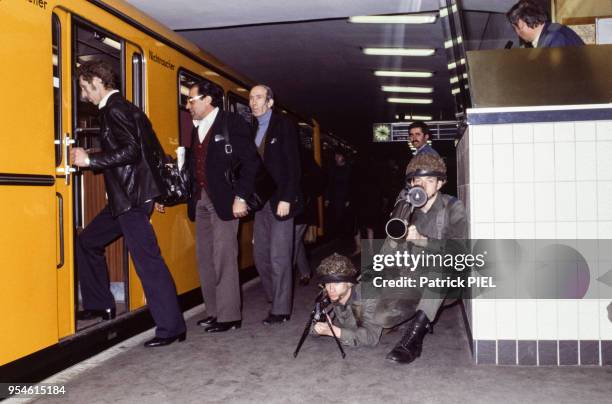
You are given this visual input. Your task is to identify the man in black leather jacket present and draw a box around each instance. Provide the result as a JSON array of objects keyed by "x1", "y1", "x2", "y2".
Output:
[{"x1": 71, "y1": 60, "x2": 186, "y2": 347}]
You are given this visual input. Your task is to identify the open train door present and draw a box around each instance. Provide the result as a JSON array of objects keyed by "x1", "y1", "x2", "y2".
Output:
[{"x1": 0, "y1": 4, "x2": 61, "y2": 365}]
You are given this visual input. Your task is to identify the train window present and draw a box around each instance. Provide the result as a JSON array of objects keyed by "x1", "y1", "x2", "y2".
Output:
[
  {"x1": 177, "y1": 70, "x2": 224, "y2": 147},
  {"x1": 132, "y1": 53, "x2": 143, "y2": 110},
  {"x1": 228, "y1": 92, "x2": 252, "y2": 124},
  {"x1": 52, "y1": 14, "x2": 62, "y2": 167}
]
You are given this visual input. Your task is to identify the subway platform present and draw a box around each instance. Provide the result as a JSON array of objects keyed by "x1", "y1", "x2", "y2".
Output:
[{"x1": 16, "y1": 242, "x2": 612, "y2": 404}]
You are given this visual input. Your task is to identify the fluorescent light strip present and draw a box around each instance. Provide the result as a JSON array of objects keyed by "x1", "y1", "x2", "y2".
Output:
[
  {"x1": 444, "y1": 36, "x2": 463, "y2": 48},
  {"x1": 450, "y1": 76, "x2": 459, "y2": 84},
  {"x1": 374, "y1": 70, "x2": 433, "y2": 78},
  {"x1": 349, "y1": 14, "x2": 436, "y2": 24},
  {"x1": 363, "y1": 48, "x2": 435, "y2": 57},
  {"x1": 447, "y1": 57, "x2": 466, "y2": 70},
  {"x1": 236, "y1": 87, "x2": 248, "y2": 93},
  {"x1": 381, "y1": 85, "x2": 433, "y2": 94},
  {"x1": 439, "y1": 4, "x2": 458, "y2": 18},
  {"x1": 102, "y1": 37, "x2": 121, "y2": 50},
  {"x1": 451, "y1": 88, "x2": 460, "y2": 95},
  {"x1": 387, "y1": 97, "x2": 433, "y2": 104},
  {"x1": 404, "y1": 115, "x2": 432, "y2": 120}
]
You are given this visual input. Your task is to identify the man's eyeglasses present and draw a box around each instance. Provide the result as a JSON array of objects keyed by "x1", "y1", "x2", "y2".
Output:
[{"x1": 186, "y1": 94, "x2": 205, "y2": 105}]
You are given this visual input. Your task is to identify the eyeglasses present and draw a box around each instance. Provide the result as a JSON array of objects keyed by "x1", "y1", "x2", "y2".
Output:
[{"x1": 186, "y1": 94, "x2": 205, "y2": 105}]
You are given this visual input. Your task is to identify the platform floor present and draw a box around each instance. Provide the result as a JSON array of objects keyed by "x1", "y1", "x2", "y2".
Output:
[{"x1": 25, "y1": 242, "x2": 612, "y2": 404}]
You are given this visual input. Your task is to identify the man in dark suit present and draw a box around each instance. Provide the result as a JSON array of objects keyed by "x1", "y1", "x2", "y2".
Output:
[
  {"x1": 249, "y1": 84, "x2": 302, "y2": 324},
  {"x1": 186, "y1": 81, "x2": 259, "y2": 332},
  {"x1": 71, "y1": 60, "x2": 186, "y2": 347},
  {"x1": 507, "y1": 0, "x2": 585, "y2": 48}
]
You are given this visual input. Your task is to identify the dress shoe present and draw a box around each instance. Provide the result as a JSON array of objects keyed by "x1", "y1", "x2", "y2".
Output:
[
  {"x1": 197, "y1": 316, "x2": 217, "y2": 327},
  {"x1": 77, "y1": 308, "x2": 116, "y2": 321},
  {"x1": 204, "y1": 320, "x2": 241, "y2": 333},
  {"x1": 143, "y1": 332, "x2": 186, "y2": 347},
  {"x1": 386, "y1": 310, "x2": 430, "y2": 364},
  {"x1": 262, "y1": 314, "x2": 290, "y2": 325}
]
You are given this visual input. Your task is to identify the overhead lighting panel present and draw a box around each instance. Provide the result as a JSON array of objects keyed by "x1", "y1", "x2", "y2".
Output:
[
  {"x1": 387, "y1": 97, "x2": 433, "y2": 104},
  {"x1": 404, "y1": 115, "x2": 433, "y2": 121},
  {"x1": 349, "y1": 14, "x2": 437, "y2": 24},
  {"x1": 374, "y1": 70, "x2": 433, "y2": 78},
  {"x1": 363, "y1": 48, "x2": 435, "y2": 57},
  {"x1": 381, "y1": 85, "x2": 433, "y2": 94}
]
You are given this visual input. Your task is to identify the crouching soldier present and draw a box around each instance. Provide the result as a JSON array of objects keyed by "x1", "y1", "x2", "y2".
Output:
[
  {"x1": 386, "y1": 153, "x2": 468, "y2": 364},
  {"x1": 312, "y1": 253, "x2": 383, "y2": 347}
]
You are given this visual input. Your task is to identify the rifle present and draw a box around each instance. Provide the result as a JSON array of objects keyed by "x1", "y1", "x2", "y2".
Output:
[{"x1": 293, "y1": 289, "x2": 346, "y2": 359}]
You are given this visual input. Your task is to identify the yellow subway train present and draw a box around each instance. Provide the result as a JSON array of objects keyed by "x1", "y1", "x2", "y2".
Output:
[{"x1": 0, "y1": 0, "x2": 331, "y2": 371}]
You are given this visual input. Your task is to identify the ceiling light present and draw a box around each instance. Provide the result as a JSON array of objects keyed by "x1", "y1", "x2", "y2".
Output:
[
  {"x1": 444, "y1": 36, "x2": 463, "y2": 49},
  {"x1": 102, "y1": 37, "x2": 121, "y2": 50},
  {"x1": 374, "y1": 70, "x2": 433, "y2": 78},
  {"x1": 204, "y1": 71, "x2": 220, "y2": 77},
  {"x1": 349, "y1": 14, "x2": 436, "y2": 24},
  {"x1": 180, "y1": 85, "x2": 190, "y2": 96},
  {"x1": 451, "y1": 88, "x2": 460, "y2": 95},
  {"x1": 450, "y1": 76, "x2": 459, "y2": 84},
  {"x1": 404, "y1": 115, "x2": 432, "y2": 120},
  {"x1": 236, "y1": 87, "x2": 248, "y2": 93},
  {"x1": 387, "y1": 97, "x2": 433, "y2": 104},
  {"x1": 447, "y1": 57, "x2": 466, "y2": 70},
  {"x1": 363, "y1": 48, "x2": 435, "y2": 57},
  {"x1": 382, "y1": 85, "x2": 433, "y2": 93},
  {"x1": 439, "y1": 4, "x2": 458, "y2": 18}
]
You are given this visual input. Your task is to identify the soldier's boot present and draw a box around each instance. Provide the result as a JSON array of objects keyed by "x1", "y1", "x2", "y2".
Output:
[{"x1": 386, "y1": 310, "x2": 430, "y2": 364}]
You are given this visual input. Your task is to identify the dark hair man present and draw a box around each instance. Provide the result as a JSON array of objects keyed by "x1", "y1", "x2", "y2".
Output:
[
  {"x1": 386, "y1": 153, "x2": 467, "y2": 364},
  {"x1": 185, "y1": 81, "x2": 260, "y2": 333},
  {"x1": 408, "y1": 121, "x2": 439, "y2": 157},
  {"x1": 250, "y1": 84, "x2": 303, "y2": 325},
  {"x1": 313, "y1": 254, "x2": 383, "y2": 347},
  {"x1": 71, "y1": 60, "x2": 186, "y2": 347},
  {"x1": 506, "y1": 0, "x2": 584, "y2": 48}
]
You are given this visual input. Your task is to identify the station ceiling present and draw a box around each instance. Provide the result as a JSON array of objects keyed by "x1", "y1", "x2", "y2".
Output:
[{"x1": 125, "y1": 0, "x2": 517, "y2": 148}]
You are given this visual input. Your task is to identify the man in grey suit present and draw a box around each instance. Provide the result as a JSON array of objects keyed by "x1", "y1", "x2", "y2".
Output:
[{"x1": 250, "y1": 84, "x2": 303, "y2": 325}]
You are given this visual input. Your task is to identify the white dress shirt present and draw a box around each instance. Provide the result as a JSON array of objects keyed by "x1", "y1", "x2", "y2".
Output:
[
  {"x1": 193, "y1": 107, "x2": 219, "y2": 143},
  {"x1": 98, "y1": 89, "x2": 120, "y2": 109}
]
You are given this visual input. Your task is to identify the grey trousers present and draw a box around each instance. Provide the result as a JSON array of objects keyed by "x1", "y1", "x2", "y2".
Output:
[
  {"x1": 196, "y1": 189, "x2": 241, "y2": 322},
  {"x1": 254, "y1": 202, "x2": 294, "y2": 315},
  {"x1": 293, "y1": 223, "x2": 310, "y2": 277}
]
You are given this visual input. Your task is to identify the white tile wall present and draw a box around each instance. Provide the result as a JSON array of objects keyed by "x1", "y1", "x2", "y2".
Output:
[
  {"x1": 495, "y1": 124, "x2": 514, "y2": 144},
  {"x1": 575, "y1": 142, "x2": 597, "y2": 181},
  {"x1": 555, "y1": 182, "x2": 576, "y2": 222},
  {"x1": 596, "y1": 120, "x2": 612, "y2": 141},
  {"x1": 533, "y1": 143, "x2": 555, "y2": 182},
  {"x1": 534, "y1": 182, "x2": 556, "y2": 222},
  {"x1": 467, "y1": 119, "x2": 610, "y2": 352},
  {"x1": 496, "y1": 300, "x2": 517, "y2": 339},
  {"x1": 533, "y1": 123, "x2": 554, "y2": 143},
  {"x1": 513, "y1": 123, "x2": 534, "y2": 143},
  {"x1": 558, "y1": 300, "x2": 579, "y2": 340},
  {"x1": 554, "y1": 142, "x2": 575, "y2": 181},
  {"x1": 554, "y1": 122, "x2": 575, "y2": 142},
  {"x1": 471, "y1": 145, "x2": 493, "y2": 184},
  {"x1": 598, "y1": 181, "x2": 612, "y2": 221},
  {"x1": 493, "y1": 144, "x2": 514, "y2": 183},
  {"x1": 514, "y1": 144, "x2": 534, "y2": 182},
  {"x1": 596, "y1": 142, "x2": 612, "y2": 181},
  {"x1": 578, "y1": 300, "x2": 600, "y2": 340},
  {"x1": 516, "y1": 299, "x2": 538, "y2": 340},
  {"x1": 472, "y1": 299, "x2": 497, "y2": 340}
]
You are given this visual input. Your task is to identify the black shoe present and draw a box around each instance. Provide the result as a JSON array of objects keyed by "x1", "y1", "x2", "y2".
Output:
[
  {"x1": 143, "y1": 332, "x2": 186, "y2": 347},
  {"x1": 262, "y1": 314, "x2": 290, "y2": 325},
  {"x1": 77, "y1": 308, "x2": 116, "y2": 321},
  {"x1": 204, "y1": 320, "x2": 241, "y2": 333},
  {"x1": 197, "y1": 316, "x2": 217, "y2": 327},
  {"x1": 298, "y1": 275, "x2": 310, "y2": 286},
  {"x1": 386, "y1": 310, "x2": 430, "y2": 364}
]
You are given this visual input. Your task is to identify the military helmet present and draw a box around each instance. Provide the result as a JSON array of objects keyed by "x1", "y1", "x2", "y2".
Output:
[{"x1": 316, "y1": 253, "x2": 359, "y2": 284}]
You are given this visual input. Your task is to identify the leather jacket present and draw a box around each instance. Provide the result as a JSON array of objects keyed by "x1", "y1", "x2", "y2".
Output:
[{"x1": 88, "y1": 93, "x2": 164, "y2": 217}]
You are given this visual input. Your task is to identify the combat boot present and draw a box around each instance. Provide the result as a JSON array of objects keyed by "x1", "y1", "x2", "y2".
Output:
[{"x1": 386, "y1": 310, "x2": 430, "y2": 364}]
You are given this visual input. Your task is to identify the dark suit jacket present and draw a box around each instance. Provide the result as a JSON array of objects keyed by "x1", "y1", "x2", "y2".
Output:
[
  {"x1": 537, "y1": 22, "x2": 585, "y2": 48},
  {"x1": 254, "y1": 112, "x2": 303, "y2": 220},
  {"x1": 187, "y1": 110, "x2": 260, "y2": 221},
  {"x1": 89, "y1": 93, "x2": 163, "y2": 217}
]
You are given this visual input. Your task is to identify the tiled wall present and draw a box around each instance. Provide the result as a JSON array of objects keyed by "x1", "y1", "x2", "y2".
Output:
[{"x1": 461, "y1": 120, "x2": 612, "y2": 365}]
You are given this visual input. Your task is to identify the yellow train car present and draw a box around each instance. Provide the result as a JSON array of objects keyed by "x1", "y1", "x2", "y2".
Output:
[{"x1": 0, "y1": 0, "x2": 323, "y2": 373}]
